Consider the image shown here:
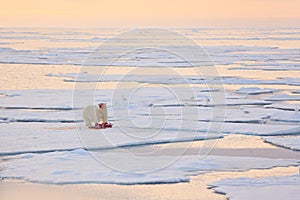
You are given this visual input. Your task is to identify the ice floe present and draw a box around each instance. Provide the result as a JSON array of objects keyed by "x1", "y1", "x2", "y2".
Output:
[
  {"x1": 265, "y1": 103, "x2": 300, "y2": 111},
  {"x1": 0, "y1": 149, "x2": 299, "y2": 185},
  {"x1": 46, "y1": 72, "x2": 300, "y2": 87},
  {"x1": 221, "y1": 123, "x2": 300, "y2": 136},
  {"x1": 236, "y1": 87, "x2": 277, "y2": 95},
  {"x1": 271, "y1": 111, "x2": 300, "y2": 123},
  {"x1": 1, "y1": 120, "x2": 299, "y2": 156},
  {"x1": 0, "y1": 123, "x2": 82, "y2": 155},
  {"x1": 265, "y1": 94, "x2": 300, "y2": 101},
  {"x1": 0, "y1": 90, "x2": 75, "y2": 110},
  {"x1": 0, "y1": 89, "x2": 113, "y2": 110},
  {"x1": 278, "y1": 77, "x2": 300, "y2": 86},
  {"x1": 158, "y1": 99, "x2": 272, "y2": 107},
  {"x1": 0, "y1": 109, "x2": 81, "y2": 123},
  {"x1": 1, "y1": 88, "x2": 269, "y2": 113},
  {"x1": 292, "y1": 90, "x2": 300, "y2": 94},
  {"x1": 210, "y1": 175, "x2": 300, "y2": 200},
  {"x1": 144, "y1": 107, "x2": 272, "y2": 123},
  {"x1": 0, "y1": 122, "x2": 222, "y2": 155},
  {"x1": 263, "y1": 136, "x2": 300, "y2": 151},
  {"x1": 229, "y1": 66, "x2": 300, "y2": 71}
]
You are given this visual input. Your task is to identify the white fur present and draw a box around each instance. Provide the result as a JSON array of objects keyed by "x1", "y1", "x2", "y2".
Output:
[{"x1": 82, "y1": 104, "x2": 108, "y2": 127}]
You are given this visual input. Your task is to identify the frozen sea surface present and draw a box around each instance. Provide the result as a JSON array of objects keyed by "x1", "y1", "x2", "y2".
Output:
[
  {"x1": 236, "y1": 87, "x2": 277, "y2": 95},
  {"x1": 0, "y1": 149, "x2": 299, "y2": 185},
  {"x1": 0, "y1": 28, "x2": 299, "y2": 188},
  {"x1": 265, "y1": 94, "x2": 300, "y2": 101},
  {"x1": 265, "y1": 103, "x2": 300, "y2": 111},
  {"x1": 1, "y1": 121, "x2": 300, "y2": 156},
  {"x1": 271, "y1": 111, "x2": 300, "y2": 123},
  {"x1": 263, "y1": 136, "x2": 300, "y2": 151},
  {"x1": 210, "y1": 175, "x2": 300, "y2": 200},
  {"x1": 46, "y1": 72, "x2": 300, "y2": 86},
  {"x1": 0, "y1": 122, "x2": 223, "y2": 156}
]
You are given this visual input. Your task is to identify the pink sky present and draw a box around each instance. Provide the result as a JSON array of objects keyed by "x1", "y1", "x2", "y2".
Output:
[{"x1": 1, "y1": 0, "x2": 300, "y2": 28}]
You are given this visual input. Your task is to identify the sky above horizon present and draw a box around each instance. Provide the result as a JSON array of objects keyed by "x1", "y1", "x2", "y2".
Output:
[{"x1": 1, "y1": 0, "x2": 300, "y2": 28}]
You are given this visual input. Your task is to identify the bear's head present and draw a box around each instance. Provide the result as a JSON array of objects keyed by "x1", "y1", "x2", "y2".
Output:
[{"x1": 98, "y1": 103, "x2": 107, "y2": 110}]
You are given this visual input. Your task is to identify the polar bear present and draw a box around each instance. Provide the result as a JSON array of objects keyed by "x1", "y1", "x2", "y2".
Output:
[{"x1": 82, "y1": 103, "x2": 108, "y2": 128}]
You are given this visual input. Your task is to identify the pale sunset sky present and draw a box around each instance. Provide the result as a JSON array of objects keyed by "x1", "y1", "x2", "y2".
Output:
[{"x1": 1, "y1": 0, "x2": 299, "y2": 28}]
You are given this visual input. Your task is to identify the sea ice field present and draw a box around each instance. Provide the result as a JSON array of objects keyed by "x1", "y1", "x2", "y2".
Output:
[{"x1": 0, "y1": 28, "x2": 299, "y2": 199}]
